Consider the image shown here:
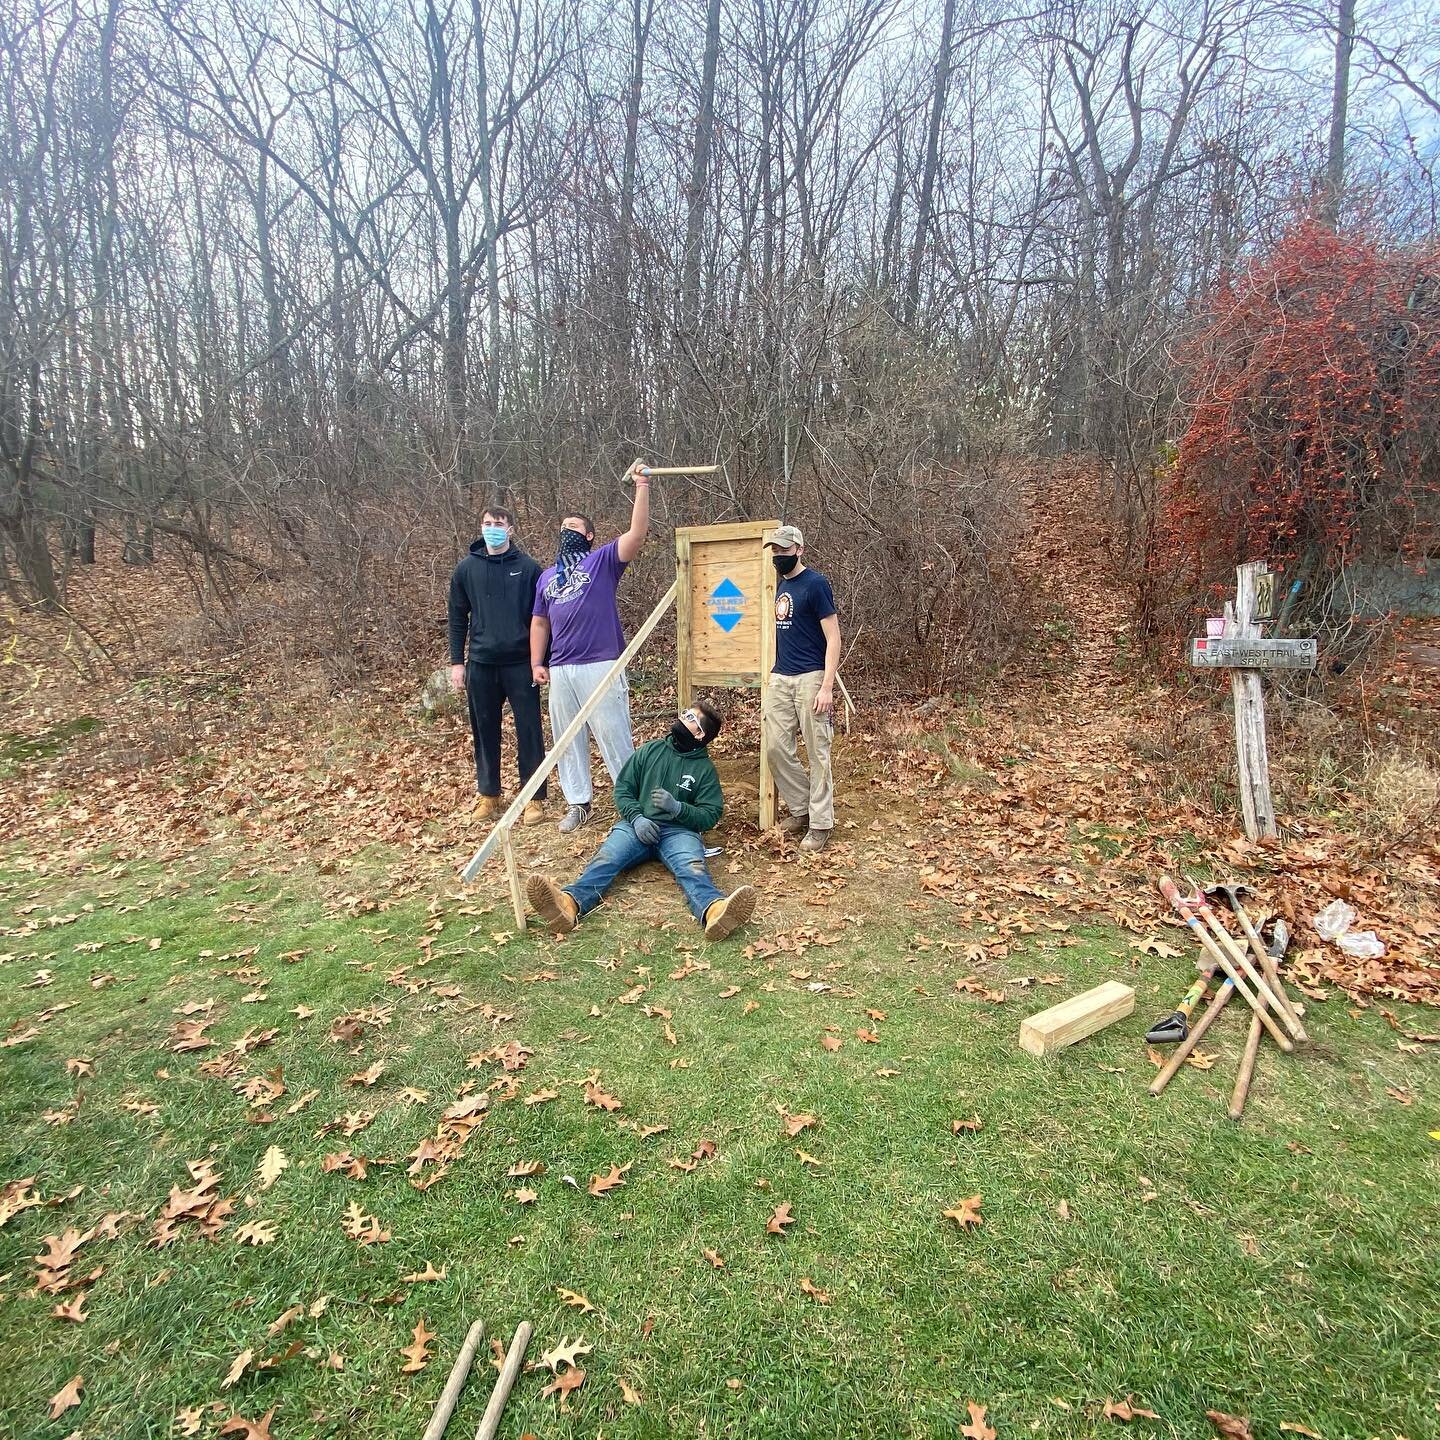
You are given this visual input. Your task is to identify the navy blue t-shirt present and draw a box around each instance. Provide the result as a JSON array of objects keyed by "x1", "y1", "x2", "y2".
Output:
[{"x1": 773, "y1": 567, "x2": 837, "y2": 676}]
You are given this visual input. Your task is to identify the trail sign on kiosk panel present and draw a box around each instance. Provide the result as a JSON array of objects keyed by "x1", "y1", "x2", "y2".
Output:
[{"x1": 675, "y1": 521, "x2": 780, "y2": 828}]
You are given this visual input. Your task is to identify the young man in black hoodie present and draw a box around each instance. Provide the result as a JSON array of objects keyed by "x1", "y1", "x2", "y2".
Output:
[
  {"x1": 448, "y1": 506, "x2": 546, "y2": 823},
  {"x1": 526, "y1": 701, "x2": 758, "y2": 940}
]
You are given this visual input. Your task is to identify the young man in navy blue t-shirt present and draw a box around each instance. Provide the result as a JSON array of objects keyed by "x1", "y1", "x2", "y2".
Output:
[{"x1": 762, "y1": 524, "x2": 840, "y2": 851}]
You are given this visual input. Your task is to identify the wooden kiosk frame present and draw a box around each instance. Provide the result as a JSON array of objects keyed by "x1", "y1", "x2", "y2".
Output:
[{"x1": 675, "y1": 520, "x2": 780, "y2": 833}]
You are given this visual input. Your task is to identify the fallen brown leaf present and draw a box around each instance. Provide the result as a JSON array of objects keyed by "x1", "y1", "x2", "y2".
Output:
[
  {"x1": 400, "y1": 1316, "x2": 436, "y2": 1373},
  {"x1": 943, "y1": 1195, "x2": 983, "y2": 1230},
  {"x1": 222, "y1": 1348, "x2": 253, "y2": 1390},
  {"x1": 1104, "y1": 1395, "x2": 1160, "y2": 1421},
  {"x1": 48, "y1": 1374, "x2": 83, "y2": 1419},
  {"x1": 541, "y1": 1366, "x2": 586, "y2": 1406},
  {"x1": 961, "y1": 1399, "x2": 997, "y2": 1440},
  {"x1": 1206, "y1": 1412, "x2": 1254, "y2": 1439},
  {"x1": 218, "y1": 1408, "x2": 277, "y2": 1440},
  {"x1": 766, "y1": 1201, "x2": 795, "y2": 1235},
  {"x1": 798, "y1": 1276, "x2": 832, "y2": 1304}
]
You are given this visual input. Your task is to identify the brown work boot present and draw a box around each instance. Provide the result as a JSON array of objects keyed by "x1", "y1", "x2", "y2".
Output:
[
  {"x1": 522, "y1": 800, "x2": 545, "y2": 826},
  {"x1": 703, "y1": 885, "x2": 757, "y2": 941},
  {"x1": 800, "y1": 828, "x2": 831, "y2": 853},
  {"x1": 471, "y1": 794, "x2": 501, "y2": 820},
  {"x1": 777, "y1": 812, "x2": 808, "y2": 836},
  {"x1": 526, "y1": 875, "x2": 578, "y2": 933}
]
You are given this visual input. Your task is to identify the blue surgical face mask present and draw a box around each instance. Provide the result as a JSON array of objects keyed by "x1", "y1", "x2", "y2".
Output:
[{"x1": 482, "y1": 525, "x2": 509, "y2": 549}]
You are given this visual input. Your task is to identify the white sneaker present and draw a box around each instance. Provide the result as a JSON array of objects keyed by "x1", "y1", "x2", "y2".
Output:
[{"x1": 558, "y1": 803, "x2": 591, "y2": 835}]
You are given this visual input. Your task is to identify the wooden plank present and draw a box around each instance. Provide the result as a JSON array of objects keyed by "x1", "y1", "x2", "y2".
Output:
[
  {"x1": 690, "y1": 671, "x2": 763, "y2": 688},
  {"x1": 676, "y1": 519, "x2": 778, "y2": 544},
  {"x1": 1018, "y1": 981, "x2": 1135, "y2": 1057},
  {"x1": 675, "y1": 534, "x2": 693, "y2": 711},
  {"x1": 461, "y1": 580, "x2": 679, "y2": 882}
]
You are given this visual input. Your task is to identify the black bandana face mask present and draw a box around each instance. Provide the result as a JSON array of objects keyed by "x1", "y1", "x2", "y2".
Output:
[
  {"x1": 669, "y1": 720, "x2": 702, "y2": 752},
  {"x1": 557, "y1": 527, "x2": 591, "y2": 579}
]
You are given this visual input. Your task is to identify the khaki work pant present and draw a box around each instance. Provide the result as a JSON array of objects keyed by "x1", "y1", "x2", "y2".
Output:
[{"x1": 764, "y1": 669, "x2": 835, "y2": 831}]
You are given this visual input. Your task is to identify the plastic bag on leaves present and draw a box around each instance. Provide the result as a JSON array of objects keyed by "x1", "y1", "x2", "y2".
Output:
[
  {"x1": 1336, "y1": 931, "x2": 1386, "y2": 960},
  {"x1": 1314, "y1": 899, "x2": 1356, "y2": 941}
]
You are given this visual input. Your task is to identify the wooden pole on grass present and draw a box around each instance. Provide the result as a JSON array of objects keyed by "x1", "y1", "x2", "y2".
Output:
[
  {"x1": 461, "y1": 581, "x2": 680, "y2": 898},
  {"x1": 423, "y1": 1320, "x2": 485, "y2": 1440},
  {"x1": 474, "y1": 1321, "x2": 532, "y2": 1440}
]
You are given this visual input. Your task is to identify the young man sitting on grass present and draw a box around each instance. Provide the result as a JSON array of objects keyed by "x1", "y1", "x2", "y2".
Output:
[{"x1": 527, "y1": 701, "x2": 757, "y2": 941}]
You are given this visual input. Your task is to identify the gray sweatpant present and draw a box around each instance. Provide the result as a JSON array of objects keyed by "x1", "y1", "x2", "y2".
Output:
[{"x1": 548, "y1": 660, "x2": 635, "y2": 806}]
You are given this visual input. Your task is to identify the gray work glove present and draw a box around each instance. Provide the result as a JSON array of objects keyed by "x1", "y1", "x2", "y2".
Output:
[
  {"x1": 632, "y1": 815, "x2": 661, "y2": 845},
  {"x1": 650, "y1": 787, "x2": 682, "y2": 817}
]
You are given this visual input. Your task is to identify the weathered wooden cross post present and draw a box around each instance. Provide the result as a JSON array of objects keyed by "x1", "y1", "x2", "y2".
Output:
[{"x1": 1189, "y1": 560, "x2": 1317, "y2": 841}]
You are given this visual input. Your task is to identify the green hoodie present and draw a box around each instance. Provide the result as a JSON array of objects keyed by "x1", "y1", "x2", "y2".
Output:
[{"x1": 613, "y1": 736, "x2": 723, "y2": 833}]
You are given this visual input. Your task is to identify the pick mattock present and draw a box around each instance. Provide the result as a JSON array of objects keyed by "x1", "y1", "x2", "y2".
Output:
[
  {"x1": 1156, "y1": 874, "x2": 1293, "y2": 1054},
  {"x1": 1198, "y1": 878, "x2": 1307, "y2": 1042}
]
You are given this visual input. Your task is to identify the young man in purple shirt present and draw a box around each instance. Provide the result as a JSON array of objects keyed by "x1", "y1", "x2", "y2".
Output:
[{"x1": 530, "y1": 460, "x2": 651, "y2": 833}]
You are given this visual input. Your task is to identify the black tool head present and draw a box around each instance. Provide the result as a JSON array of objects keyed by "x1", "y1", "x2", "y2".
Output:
[
  {"x1": 1201, "y1": 880, "x2": 1255, "y2": 911},
  {"x1": 1145, "y1": 1012, "x2": 1189, "y2": 1045}
]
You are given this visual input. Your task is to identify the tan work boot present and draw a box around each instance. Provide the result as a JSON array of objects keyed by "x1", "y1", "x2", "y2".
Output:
[
  {"x1": 703, "y1": 885, "x2": 757, "y2": 941},
  {"x1": 522, "y1": 800, "x2": 545, "y2": 826},
  {"x1": 471, "y1": 794, "x2": 501, "y2": 820},
  {"x1": 800, "y1": 828, "x2": 831, "y2": 853},
  {"x1": 777, "y1": 812, "x2": 808, "y2": 835},
  {"x1": 526, "y1": 875, "x2": 578, "y2": 933}
]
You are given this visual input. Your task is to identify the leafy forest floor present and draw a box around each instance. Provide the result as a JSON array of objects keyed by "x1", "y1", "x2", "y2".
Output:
[{"x1": 2, "y1": 463, "x2": 1437, "y2": 1440}]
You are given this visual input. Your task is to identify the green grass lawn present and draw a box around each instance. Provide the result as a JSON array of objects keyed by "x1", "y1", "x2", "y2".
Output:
[{"x1": 1, "y1": 847, "x2": 1437, "y2": 1440}]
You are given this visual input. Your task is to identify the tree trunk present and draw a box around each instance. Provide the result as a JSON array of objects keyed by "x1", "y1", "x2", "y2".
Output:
[
  {"x1": 1323, "y1": 0, "x2": 1356, "y2": 224},
  {"x1": 680, "y1": 0, "x2": 721, "y2": 334},
  {"x1": 904, "y1": 0, "x2": 956, "y2": 327}
]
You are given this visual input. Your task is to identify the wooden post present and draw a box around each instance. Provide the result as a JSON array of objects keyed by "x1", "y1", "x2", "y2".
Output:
[
  {"x1": 1232, "y1": 561, "x2": 1277, "y2": 840},
  {"x1": 461, "y1": 581, "x2": 679, "y2": 883},
  {"x1": 675, "y1": 533, "x2": 693, "y2": 711},
  {"x1": 758, "y1": 525, "x2": 778, "y2": 830},
  {"x1": 501, "y1": 830, "x2": 525, "y2": 931}
]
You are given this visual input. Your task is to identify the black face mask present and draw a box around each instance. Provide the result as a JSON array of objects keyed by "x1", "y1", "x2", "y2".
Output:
[
  {"x1": 558, "y1": 528, "x2": 591, "y2": 559},
  {"x1": 669, "y1": 720, "x2": 702, "y2": 752},
  {"x1": 772, "y1": 553, "x2": 799, "y2": 576}
]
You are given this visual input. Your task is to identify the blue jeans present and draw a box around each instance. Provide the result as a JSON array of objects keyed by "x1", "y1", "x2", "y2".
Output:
[{"x1": 565, "y1": 820, "x2": 724, "y2": 924}]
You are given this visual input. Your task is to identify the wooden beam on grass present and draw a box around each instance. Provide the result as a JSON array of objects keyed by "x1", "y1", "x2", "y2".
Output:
[{"x1": 1018, "y1": 981, "x2": 1135, "y2": 1057}]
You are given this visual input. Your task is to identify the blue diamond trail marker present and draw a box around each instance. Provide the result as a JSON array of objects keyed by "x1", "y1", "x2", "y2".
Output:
[{"x1": 708, "y1": 578, "x2": 745, "y2": 633}]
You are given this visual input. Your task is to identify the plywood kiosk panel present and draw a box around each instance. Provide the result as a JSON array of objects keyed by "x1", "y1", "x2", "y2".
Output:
[{"x1": 676, "y1": 520, "x2": 779, "y2": 828}]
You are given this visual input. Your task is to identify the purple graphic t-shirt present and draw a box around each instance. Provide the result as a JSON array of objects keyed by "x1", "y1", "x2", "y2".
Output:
[{"x1": 532, "y1": 538, "x2": 628, "y2": 666}]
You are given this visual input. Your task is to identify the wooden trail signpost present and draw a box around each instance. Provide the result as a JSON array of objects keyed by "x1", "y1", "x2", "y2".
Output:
[{"x1": 1189, "y1": 561, "x2": 1317, "y2": 841}]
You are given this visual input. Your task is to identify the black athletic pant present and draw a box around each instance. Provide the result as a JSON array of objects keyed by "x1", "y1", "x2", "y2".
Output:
[{"x1": 466, "y1": 660, "x2": 547, "y2": 800}]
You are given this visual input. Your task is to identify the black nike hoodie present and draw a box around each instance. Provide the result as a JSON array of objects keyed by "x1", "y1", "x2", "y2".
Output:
[{"x1": 447, "y1": 541, "x2": 543, "y2": 666}]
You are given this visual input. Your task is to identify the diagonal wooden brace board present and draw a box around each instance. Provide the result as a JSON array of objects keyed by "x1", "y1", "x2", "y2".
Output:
[{"x1": 461, "y1": 579, "x2": 679, "y2": 893}]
